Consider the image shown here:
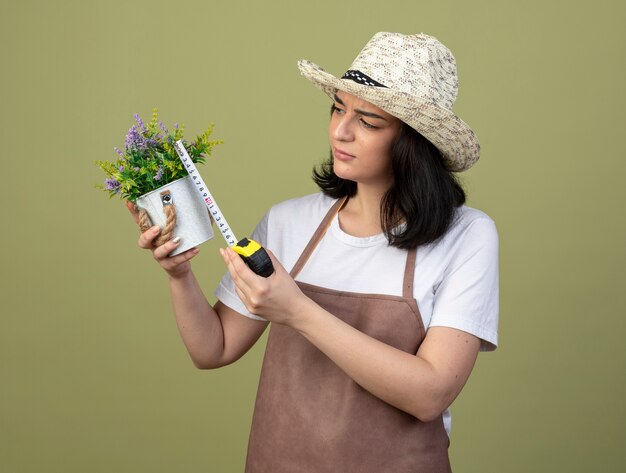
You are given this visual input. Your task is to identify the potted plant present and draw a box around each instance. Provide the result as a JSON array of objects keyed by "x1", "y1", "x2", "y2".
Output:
[{"x1": 96, "y1": 109, "x2": 223, "y2": 255}]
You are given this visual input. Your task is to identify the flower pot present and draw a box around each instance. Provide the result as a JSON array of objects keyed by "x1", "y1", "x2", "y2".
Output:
[{"x1": 136, "y1": 176, "x2": 214, "y2": 256}]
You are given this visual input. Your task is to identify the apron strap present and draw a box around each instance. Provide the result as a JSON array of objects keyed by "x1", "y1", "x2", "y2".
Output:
[
  {"x1": 402, "y1": 247, "x2": 417, "y2": 299},
  {"x1": 290, "y1": 197, "x2": 348, "y2": 279},
  {"x1": 290, "y1": 196, "x2": 417, "y2": 299}
]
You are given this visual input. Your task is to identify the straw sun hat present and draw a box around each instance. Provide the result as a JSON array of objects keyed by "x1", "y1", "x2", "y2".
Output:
[{"x1": 298, "y1": 32, "x2": 480, "y2": 172}]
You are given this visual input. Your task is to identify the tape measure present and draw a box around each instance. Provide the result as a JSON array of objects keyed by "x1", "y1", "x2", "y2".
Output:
[{"x1": 173, "y1": 140, "x2": 274, "y2": 278}]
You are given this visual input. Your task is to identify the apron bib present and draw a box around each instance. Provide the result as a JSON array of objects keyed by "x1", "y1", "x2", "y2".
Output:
[{"x1": 245, "y1": 198, "x2": 451, "y2": 472}]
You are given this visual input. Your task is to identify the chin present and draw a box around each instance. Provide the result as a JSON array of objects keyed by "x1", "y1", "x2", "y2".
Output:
[{"x1": 333, "y1": 162, "x2": 355, "y2": 181}]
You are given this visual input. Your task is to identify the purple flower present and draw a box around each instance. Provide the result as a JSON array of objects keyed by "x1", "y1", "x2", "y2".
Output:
[
  {"x1": 118, "y1": 165, "x2": 124, "y2": 172},
  {"x1": 158, "y1": 122, "x2": 169, "y2": 135},
  {"x1": 105, "y1": 179, "x2": 120, "y2": 192},
  {"x1": 154, "y1": 166, "x2": 163, "y2": 181},
  {"x1": 114, "y1": 147, "x2": 124, "y2": 157},
  {"x1": 125, "y1": 125, "x2": 146, "y2": 150},
  {"x1": 133, "y1": 167, "x2": 140, "y2": 172},
  {"x1": 134, "y1": 113, "x2": 147, "y2": 132}
]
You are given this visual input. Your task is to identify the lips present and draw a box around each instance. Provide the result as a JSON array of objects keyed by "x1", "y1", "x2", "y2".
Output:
[{"x1": 333, "y1": 147, "x2": 355, "y2": 162}]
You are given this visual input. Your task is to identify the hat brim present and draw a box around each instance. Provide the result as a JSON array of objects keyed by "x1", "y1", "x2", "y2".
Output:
[{"x1": 298, "y1": 59, "x2": 480, "y2": 172}]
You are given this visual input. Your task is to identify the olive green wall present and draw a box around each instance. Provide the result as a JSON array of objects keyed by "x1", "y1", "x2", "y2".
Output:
[{"x1": 1, "y1": 0, "x2": 624, "y2": 471}]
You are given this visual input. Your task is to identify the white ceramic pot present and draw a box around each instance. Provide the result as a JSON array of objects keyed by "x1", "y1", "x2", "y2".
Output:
[{"x1": 136, "y1": 176, "x2": 214, "y2": 255}]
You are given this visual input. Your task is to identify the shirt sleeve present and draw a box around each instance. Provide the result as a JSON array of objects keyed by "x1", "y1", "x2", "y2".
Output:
[
  {"x1": 429, "y1": 216, "x2": 500, "y2": 351},
  {"x1": 214, "y1": 211, "x2": 270, "y2": 321}
]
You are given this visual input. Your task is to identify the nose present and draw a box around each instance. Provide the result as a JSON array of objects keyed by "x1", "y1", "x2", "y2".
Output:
[{"x1": 330, "y1": 112, "x2": 354, "y2": 142}]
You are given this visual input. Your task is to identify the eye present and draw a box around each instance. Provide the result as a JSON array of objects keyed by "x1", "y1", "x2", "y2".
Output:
[
  {"x1": 331, "y1": 104, "x2": 345, "y2": 114},
  {"x1": 360, "y1": 119, "x2": 378, "y2": 129}
]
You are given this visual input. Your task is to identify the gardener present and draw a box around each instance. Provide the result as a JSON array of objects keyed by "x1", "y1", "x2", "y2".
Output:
[{"x1": 128, "y1": 32, "x2": 499, "y2": 472}]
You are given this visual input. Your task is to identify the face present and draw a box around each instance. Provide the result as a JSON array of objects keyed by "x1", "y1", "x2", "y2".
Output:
[{"x1": 329, "y1": 90, "x2": 401, "y2": 189}]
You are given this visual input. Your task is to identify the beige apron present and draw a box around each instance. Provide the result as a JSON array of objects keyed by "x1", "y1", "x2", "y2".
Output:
[{"x1": 245, "y1": 198, "x2": 451, "y2": 472}]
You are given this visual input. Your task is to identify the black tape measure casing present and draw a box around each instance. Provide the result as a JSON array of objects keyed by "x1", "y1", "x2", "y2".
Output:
[{"x1": 232, "y1": 238, "x2": 274, "y2": 277}]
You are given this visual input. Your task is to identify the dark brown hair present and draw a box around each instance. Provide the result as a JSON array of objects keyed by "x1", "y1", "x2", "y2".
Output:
[{"x1": 312, "y1": 121, "x2": 466, "y2": 249}]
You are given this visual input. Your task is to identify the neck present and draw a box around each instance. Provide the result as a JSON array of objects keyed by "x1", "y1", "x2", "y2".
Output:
[{"x1": 339, "y1": 183, "x2": 389, "y2": 237}]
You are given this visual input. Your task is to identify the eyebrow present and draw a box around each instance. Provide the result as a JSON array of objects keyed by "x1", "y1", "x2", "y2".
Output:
[{"x1": 334, "y1": 94, "x2": 388, "y2": 121}]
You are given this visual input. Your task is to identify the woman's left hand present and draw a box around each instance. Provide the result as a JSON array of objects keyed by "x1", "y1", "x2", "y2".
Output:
[{"x1": 220, "y1": 247, "x2": 309, "y2": 326}]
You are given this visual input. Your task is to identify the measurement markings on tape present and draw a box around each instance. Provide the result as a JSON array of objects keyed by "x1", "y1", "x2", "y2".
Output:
[
  {"x1": 173, "y1": 140, "x2": 237, "y2": 247},
  {"x1": 173, "y1": 140, "x2": 275, "y2": 278}
]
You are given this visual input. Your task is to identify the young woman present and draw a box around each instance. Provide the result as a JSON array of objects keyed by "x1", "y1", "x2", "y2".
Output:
[{"x1": 129, "y1": 32, "x2": 498, "y2": 472}]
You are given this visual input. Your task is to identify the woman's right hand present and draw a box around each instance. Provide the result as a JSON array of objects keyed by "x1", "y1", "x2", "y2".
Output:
[{"x1": 126, "y1": 201, "x2": 200, "y2": 279}]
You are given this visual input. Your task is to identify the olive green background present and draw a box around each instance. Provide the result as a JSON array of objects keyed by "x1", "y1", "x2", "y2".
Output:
[{"x1": 1, "y1": 0, "x2": 624, "y2": 471}]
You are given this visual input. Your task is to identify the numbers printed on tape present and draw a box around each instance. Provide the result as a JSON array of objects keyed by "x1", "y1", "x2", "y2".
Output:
[{"x1": 174, "y1": 140, "x2": 238, "y2": 247}]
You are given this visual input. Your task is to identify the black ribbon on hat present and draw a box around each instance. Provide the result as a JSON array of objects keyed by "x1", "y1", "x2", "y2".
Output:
[{"x1": 341, "y1": 70, "x2": 387, "y2": 87}]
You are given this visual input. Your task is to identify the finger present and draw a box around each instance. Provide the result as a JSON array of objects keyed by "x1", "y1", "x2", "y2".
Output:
[
  {"x1": 152, "y1": 236, "x2": 184, "y2": 260},
  {"x1": 227, "y1": 247, "x2": 258, "y2": 281},
  {"x1": 160, "y1": 246, "x2": 200, "y2": 269},
  {"x1": 126, "y1": 200, "x2": 140, "y2": 224},
  {"x1": 221, "y1": 248, "x2": 259, "y2": 311},
  {"x1": 138, "y1": 225, "x2": 161, "y2": 249},
  {"x1": 220, "y1": 247, "x2": 254, "y2": 292}
]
